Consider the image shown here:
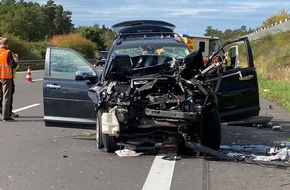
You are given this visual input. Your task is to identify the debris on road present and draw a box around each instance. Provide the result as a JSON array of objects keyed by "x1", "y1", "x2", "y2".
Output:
[
  {"x1": 115, "y1": 149, "x2": 143, "y2": 157},
  {"x1": 220, "y1": 145, "x2": 271, "y2": 154},
  {"x1": 185, "y1": 142, "x2": 234, "y2": 161},
  {"x1": 227, "y1": 116, "x2": 273, "y2": 128},
  {"x1": 223, "y1": 141, "x2": 290, "y2": 168},
  {"x1": 162, "y1": 153, "x2": 181, "y2": 161},
  {"x1": 274, "y1": 140, "x2": 290, "y2": 148},
  {"x1": 266, "y1": 147, "x2": 290, "y2": 161},
  {"x1": 266, "y1": 104, "x2": 273, "y2": 109},
  {"x1": 245, "y1": 157, "x2": 290, "y2": 168},
  {"x1": 272, "y1": 125, "x2": 283, "y2": 131}
]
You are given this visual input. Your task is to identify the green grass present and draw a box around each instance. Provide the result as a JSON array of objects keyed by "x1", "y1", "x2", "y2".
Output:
[
  {"x1": 248, "y1": 31, "x2": 290, "y2": 112},
  {"x1": 258, "y1": 76, "x2": 290, "y2": 112},
  {"x1": 252, "y1": 31, "x2": 290, "y2": 80}
]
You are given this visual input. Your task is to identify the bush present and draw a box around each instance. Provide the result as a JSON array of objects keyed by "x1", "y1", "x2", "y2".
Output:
[{"x1": 50, "y1": 33, "x2": 97, "y2": 58}]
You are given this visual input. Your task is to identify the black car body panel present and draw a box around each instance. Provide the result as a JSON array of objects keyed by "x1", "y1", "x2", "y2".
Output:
[{"x1": 217, "y1": 67, "x2": 259, "y2": 121}]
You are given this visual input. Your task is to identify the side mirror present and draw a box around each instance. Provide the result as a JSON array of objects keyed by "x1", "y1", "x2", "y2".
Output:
[{"x1": 75, "y1": 71, "x2": 97, "y2": 81}]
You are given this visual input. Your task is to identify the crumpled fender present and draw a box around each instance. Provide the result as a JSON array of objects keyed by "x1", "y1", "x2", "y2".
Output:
[{"x1": 88, "y1": 85, "x2": 103, "y2": 106}]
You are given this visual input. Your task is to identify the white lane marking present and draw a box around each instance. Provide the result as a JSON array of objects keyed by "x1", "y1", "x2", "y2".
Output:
[
  {"x1": 13, "y1": 104, "x2": 41, "y2": 113},
  {"x1": 32, "y1": 78, "x2": 43, "y2": 82},
  {"x1": 142, "y1": 155, "x2": 176, "y2": 190}
]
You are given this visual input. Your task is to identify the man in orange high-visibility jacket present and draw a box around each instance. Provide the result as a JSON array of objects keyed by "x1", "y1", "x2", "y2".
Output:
[
  {"x1": 0, "y1": 53, "x2": 19, "y2": 118},
  {"x1": 0, "y1": 37, "x2": 18, "y2": 121}
]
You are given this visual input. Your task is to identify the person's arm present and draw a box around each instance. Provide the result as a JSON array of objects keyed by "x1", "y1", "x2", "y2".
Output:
[{"x1": 7, "y1": 51, "x2": 18, "y2": 69}]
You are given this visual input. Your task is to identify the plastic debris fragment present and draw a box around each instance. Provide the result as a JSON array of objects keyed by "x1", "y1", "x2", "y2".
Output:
[
  {"x1": 273, "y1": 141, "x2": 290, "y2": 148},
  {"x1": 255, "y1": 147, "x2": 290, "y2": 162},
  {"x1": 272, "y1": 126, "x2": 283, "y2": 131},
  {"x1": 162, "y1": 153, "x2": 181, "y2": 161},
  {"x1": 115, "y1": 149, "x2": 143, "y2": 157}
]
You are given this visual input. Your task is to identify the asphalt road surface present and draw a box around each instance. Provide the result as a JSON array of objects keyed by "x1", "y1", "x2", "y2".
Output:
[{"x1": 0, "y1": 70, "x2": 289, "y2": 190}]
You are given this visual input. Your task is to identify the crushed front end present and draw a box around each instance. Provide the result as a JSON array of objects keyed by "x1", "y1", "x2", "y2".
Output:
[{"x1": 89, "y1": 51, "x2": 220, "y2": 152}]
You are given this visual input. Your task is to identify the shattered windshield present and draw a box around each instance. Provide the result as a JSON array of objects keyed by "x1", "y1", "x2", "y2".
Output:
[
  {"x1": 104, "y1": 37, "x2": 191, "y2": 78},
  {"x1": 112, "y1": 46, "x2": 190, "y2": 59}
]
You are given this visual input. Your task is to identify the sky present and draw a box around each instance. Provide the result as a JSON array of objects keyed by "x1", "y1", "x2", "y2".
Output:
[{"x1": 28, "y1": 0, "x2": 290, "y2": 36}]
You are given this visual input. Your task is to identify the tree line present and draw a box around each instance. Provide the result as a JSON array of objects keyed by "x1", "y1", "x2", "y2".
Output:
[
  {"x1": 0, "y1": 0, "x2": 73, "y2": 41},
  {"x1": 0, "y1": 0, "x2": 115, "y2": 59}
]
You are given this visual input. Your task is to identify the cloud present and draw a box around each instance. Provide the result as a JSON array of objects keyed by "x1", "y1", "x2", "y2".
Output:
[{"x1": 27, "y1": 0, "x2": 290, "y2": 35}]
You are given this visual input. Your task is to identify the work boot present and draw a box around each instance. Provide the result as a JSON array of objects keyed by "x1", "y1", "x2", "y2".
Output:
[
  {"x1": 3, "y1": 117, "x2": 15, "y2": 122},
  {"x1": 10, "y1": 112, "x2": 19, "y2": 118}
]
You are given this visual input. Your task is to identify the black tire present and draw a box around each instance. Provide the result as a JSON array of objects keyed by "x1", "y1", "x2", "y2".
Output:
[
  {"x1": 103, "y1": 134, "x2": 118, "y2": 153},
  {"x1": 201, "y1": 109, "x2": 221, "y2": 151},
  {"x1": 96, "y1": 109, "x2": 104, "y2": 149},
  {"x1": 96, "y1": 109, "x2": 118, "y2": 153}
]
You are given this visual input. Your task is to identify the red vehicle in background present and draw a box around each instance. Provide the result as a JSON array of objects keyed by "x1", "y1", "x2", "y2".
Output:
[{"x1": 95, "y1": 51, "x2": 108, "y2": 66}]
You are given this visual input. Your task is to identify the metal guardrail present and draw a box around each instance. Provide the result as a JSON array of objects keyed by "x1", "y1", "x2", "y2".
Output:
[
  {"x1": 17, "y1": 60, "x2": 45, "y2": 71},
  {"x1": 17, "y1": 58, "x2": 96, "y2": 71},
  {"x1": 18, "y1": 58, "x2": 95, "y2": 65},
  {"x1": 246, "y1": 19, "x2": 290, "y2": 41},
  {"x1": 19, "y1": 60, "x2": 44, "y2": 65}
]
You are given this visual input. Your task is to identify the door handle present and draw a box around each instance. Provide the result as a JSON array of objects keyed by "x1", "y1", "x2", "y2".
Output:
[{"x1": 46, "y1": 84, "x2": 61, "y2": 89}]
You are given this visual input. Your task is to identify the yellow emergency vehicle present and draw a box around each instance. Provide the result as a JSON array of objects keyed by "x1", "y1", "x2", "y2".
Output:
[{"x1": 181, "y1": 34, "x2": 220, "y2": 65}]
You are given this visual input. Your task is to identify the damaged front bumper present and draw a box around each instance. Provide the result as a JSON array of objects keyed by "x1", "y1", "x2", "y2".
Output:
[{"x1": 145, "y1": 108, "x2": 201, "y2": 121}]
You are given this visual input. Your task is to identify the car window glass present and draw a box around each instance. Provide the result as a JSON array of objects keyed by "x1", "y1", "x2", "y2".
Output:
[
  {"x1": 50, "y1": 48, "x2": 95, "y2": 79},
  {"x1": 233, "y1": 43, "x2": 247, "y2": 69},
  {"x1": 161, "y1": 47, "x2": 190, "y2": 59},
  {"x1": 217, "y1": 41, "x2": 250, "y2": 70}
]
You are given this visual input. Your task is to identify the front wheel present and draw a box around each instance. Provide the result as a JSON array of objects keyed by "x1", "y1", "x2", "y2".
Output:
[
  {"x1": 96, "y1": 109, "x2": 104, "y2": 149},
  {"x1": 103, "y1": 134, "x2": 118, "y2": 153},
  {"x1": 201, "y1": 109, "x2": 221, "y2": 151},
  {"x1": 96, "y1": 109, "x2": 118, "y2": 153}
]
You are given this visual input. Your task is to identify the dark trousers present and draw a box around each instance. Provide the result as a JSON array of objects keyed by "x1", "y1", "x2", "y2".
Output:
[
  {"x1": 10, "y1": 79, "x2": 15, "y2": 111},
  {"x1": 0, "y1": 79, "x2": 14, "y2": 115},
  {"x1": 0, "y1": 79, "x2": 12, "y2": 119}
]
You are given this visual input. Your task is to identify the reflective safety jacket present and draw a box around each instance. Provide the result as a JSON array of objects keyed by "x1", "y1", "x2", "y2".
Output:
[{"x1": 0, "y1": 48, "x2": 13, "y2": 79}]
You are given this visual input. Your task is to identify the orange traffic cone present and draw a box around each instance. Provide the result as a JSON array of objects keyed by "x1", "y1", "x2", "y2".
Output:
[{"x1": 26, "y1": 66, "x2": 32, "y2": 82}]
